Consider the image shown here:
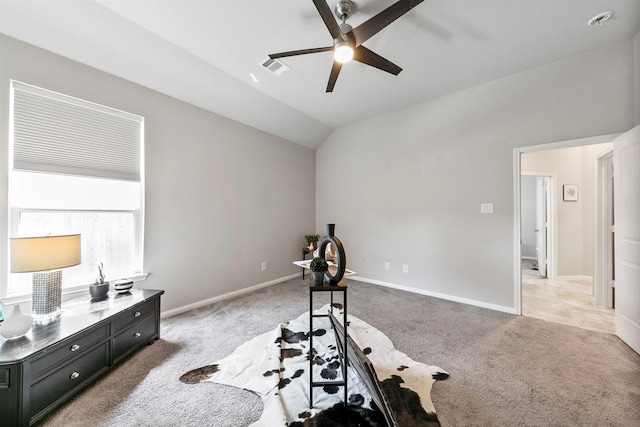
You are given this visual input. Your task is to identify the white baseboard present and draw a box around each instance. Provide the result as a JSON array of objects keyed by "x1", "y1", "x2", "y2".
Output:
[
  {"x1": 556, "y1": 275, "x2": 593, "y2": 281},
  {"x1": 348, "y1": 276, "x2": 518, "y2": 315},
  {"x1": 160, "y1": 273, "x2": 300, "y2": 319},
  {"x1": 161, "y1": 272, "x2": 519, "y2": 319}
]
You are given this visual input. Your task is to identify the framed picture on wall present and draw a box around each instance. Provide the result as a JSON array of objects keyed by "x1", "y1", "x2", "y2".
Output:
[{"x1": 563, "y1": 184, "x2": 578, "y2": 201}]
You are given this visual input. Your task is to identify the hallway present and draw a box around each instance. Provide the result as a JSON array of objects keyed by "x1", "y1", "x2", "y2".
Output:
[{"x1": 521, "y1": 260, "x2": 615, "y2": 334}]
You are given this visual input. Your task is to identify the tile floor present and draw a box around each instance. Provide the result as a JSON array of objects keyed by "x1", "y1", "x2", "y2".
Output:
[{"x1": 521, "y1": 259, "x2": 615, "y2": 334}]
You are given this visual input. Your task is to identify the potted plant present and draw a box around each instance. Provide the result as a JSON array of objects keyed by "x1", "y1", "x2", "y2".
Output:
[
  {"x1": 309, "y1": 257, "x2": 328, "y2": 285},
  {"x1": 305, "y1": 234, "x2": 321, "y2": 250},
  {"x1": 89, "y1": 262, "x2": 110, "y2": 299}
]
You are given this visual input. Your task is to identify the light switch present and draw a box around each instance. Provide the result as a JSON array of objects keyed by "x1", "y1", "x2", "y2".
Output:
[{"x1": 481, "y1": 203, "x2": 493, "y2": 214}]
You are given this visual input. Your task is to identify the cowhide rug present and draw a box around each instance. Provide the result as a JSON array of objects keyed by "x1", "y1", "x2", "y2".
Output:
[{"x1": 180, "y1": 304, "x2": 448, "y2": 426}]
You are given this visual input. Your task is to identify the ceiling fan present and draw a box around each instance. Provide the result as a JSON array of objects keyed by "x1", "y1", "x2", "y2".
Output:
[{"x1": 268, "y1": 0, "x2": 424, "y2": 92}]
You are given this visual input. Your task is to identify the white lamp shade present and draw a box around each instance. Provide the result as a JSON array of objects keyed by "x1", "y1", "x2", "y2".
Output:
[{"x1": 10, "y1": 234, "x2": 81, "y2": 273}]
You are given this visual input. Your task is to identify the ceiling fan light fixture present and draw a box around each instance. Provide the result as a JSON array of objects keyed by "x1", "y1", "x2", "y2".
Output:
[{"x1": 334, "y1": 40, "x2": 354, "y2": 63}]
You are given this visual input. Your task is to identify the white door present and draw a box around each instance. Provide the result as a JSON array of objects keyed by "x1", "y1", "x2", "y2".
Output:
[
  {"x1": 535, "y1": 177, "x2": 548, "y2": 277},
  {"x1": 614, "y1": 126, "x2": 640, "y2": 354}
]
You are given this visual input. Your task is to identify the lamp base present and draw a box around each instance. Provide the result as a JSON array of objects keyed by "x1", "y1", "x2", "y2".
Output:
[{"x1": 32, "y1": 270, "x2": 62, "y2": 321}]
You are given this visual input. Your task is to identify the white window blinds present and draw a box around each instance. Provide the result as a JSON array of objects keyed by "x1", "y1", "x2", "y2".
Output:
[{"x1": 11, "y1": 81, "x2": 143, "y2": 181}]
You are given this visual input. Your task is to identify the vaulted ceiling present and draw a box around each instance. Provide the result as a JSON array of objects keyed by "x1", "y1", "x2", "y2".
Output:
[{"x1": 1, "y1": 0, "x2": 639, "y2": 149}]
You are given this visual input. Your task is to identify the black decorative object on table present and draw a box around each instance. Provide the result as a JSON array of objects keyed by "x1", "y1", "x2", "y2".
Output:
[{"x1": 317, "y1": 224, "x2": 346, "y2": 285}]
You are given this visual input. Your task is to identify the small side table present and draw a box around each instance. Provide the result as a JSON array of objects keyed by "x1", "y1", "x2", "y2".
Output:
[
  {"x1": 301, "y1": 247, "x2": 311, "y2": 279},
  {"x1": 309, "y1": 280, "x2": 348, "y2": 408}
]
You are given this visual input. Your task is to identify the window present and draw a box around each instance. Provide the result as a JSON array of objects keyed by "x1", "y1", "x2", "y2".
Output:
[{"x1": 7, "y1": 81, "x2": 144, "y2": 297}]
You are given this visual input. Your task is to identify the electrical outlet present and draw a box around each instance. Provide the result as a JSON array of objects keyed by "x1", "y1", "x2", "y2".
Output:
[
  {"x1": 402, "y1": 264, "x2": 409, "y2": 273},
  {"x1": 261, "y1": 262, "x2": 267, "y2": 271},
  {"x1": 384, "y1": 262, "x2": 390, "y2": 270}
]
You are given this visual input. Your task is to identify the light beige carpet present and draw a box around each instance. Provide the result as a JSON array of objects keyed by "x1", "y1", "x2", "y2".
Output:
[{"x1": 42, "y1": 278, "x2": 640, "y2": 426}]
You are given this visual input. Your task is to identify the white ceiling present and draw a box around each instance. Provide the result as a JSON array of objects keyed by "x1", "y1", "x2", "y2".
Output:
[{"x1": 1, "y1": 0, "x2": 639, "y2": 149}]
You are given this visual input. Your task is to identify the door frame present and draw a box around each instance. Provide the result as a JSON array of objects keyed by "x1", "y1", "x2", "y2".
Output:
[
  {"x1": 513, "y1": 133, "x2": 621, "y2": 315},
  {"x1": 594, "y1": 147, "x2": 614, "y2": 308}
]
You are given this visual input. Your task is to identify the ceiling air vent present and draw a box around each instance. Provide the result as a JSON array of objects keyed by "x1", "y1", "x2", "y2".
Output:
[{"x1": 260, "y1": 57, "x2": 290, "y2": 76}]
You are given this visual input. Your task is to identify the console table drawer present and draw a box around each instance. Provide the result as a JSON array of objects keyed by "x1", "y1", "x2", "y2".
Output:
[
  {"x1": 0, "y1": 289, "x2": 163, "y2": 427},
  {"x1": 30, "y1": 342, "x2": 109, "y2": 417},
  {"x1": 113, "y1": 314, "x2": 157, "y2": 361},
  {"x1": 30, "y1": 324, "x2": 109, "y2": 379},
  {"x1": 112, "y1": 298, "x2": 156, "y2": 332}
]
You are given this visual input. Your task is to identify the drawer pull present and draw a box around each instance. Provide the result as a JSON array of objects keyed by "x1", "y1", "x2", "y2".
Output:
[
  {"x1": 70, "y1": 344, "x2": 80, "y2": 352},
  {"x1": 134, "y1": 332, "x2": 141, "y2": 338},
  {"x1": 134, "y1": 311, "x2": 141, "y2": 317},
  {"x1": 70, "y1": 371, "x2": 80, "y2": 380}
]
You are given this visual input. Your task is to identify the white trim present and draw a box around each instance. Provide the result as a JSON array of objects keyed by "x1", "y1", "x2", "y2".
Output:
[
  {"x1": 556, "y1": 275, "x2": 593, "y2": 281},
  {"x1": 516, "y1": 134, "x2": 621, "y2": 153},
  {"x1": 513, "y1": 149, "x2": 523, "y2": 314},
  {"x1": 159, "y1": 272, "x2": 518, "y2": 320},
  {"x1": 594, "y1": 148, "x2": 614, "y2": 308},
  {"x1": 513, "y1": 133, "x2": 620, "y2": 317},
  {"x1": 160, "y1": 273, "x2": 299, "y2": 319},
  {"x1": 348, "y1": 276, "x2": 517, "y2": 315}
]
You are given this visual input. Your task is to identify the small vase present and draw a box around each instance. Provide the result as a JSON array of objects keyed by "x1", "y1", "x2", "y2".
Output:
[
  {"x1": 0, "y1": 304, "x2": 33, "y2": 340},
  {"x1": 90, "y1": 283, "x2": 110, "y2": 299},
  {"x1": 311, "y1": 271, "x2": 325, "y2": 285}
]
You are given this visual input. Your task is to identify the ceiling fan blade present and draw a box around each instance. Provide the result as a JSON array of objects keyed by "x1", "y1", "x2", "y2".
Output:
[
  {"x1": 353, "y1": 45, "x2": 402, "y2": 75},
  {"x1": 269, "y1": 46, "x2": 333, "y2": 59},
  {"x1": 352, "y1": 0, "x2": 423, "y2": 46},
  {"x1": 326, "y1": 61, "x2": 343, "y2": 93},
  {"x1": 312, "y1": 0, "x2": 346, "y2": 41}
]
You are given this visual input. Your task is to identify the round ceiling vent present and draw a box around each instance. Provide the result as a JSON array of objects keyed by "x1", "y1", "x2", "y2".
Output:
[{"x1": 588, "y1": 10, "x2": 614, "y2": 26}]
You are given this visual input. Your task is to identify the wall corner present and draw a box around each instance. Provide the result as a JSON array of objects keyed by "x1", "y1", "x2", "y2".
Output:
[{"x1": 634, "y1": 30, "x2": 640, "y2": 127}]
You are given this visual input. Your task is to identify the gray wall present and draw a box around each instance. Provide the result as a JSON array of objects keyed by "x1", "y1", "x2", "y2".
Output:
[
  {"x1": 0, "y1": 34, "x2": 316, "y2": 312},
  {"x1": 1, "y1": 30, "x2": 638, "y2": 315},
  {"x1": 316, "y1": 41, "x2": 634, "y2": 312}
]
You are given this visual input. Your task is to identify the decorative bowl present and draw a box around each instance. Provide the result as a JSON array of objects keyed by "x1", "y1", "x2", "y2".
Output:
[{"x1": 113, "y1": 279, "x2": 134, "y2": 294}]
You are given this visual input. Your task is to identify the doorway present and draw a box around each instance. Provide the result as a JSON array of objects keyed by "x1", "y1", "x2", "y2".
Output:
[{"x1": 514, "y1": 135, "x2": 616, "y2": 334}]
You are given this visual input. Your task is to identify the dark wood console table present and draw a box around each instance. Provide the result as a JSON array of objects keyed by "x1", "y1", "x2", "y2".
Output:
[{"x1": 0, "y1": 288, "x2": 163, "y2": 426}]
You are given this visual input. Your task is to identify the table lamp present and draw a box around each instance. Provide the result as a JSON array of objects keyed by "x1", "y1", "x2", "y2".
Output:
[{"x1": 10, "y1": 234, "x2": 81, "y2": 322}]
